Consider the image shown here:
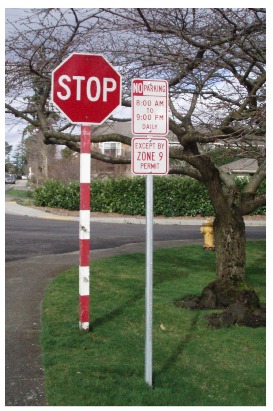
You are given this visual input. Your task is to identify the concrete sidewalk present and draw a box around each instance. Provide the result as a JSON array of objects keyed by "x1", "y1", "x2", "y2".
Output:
[{"x1": 5, "y1": 200, "x2": 266, "y2": 226}]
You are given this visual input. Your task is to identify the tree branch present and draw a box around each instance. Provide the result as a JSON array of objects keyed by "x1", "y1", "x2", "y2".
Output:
[
  {"x1": 91, "y1": 151, "x2": 130, "y2": 164},
  {"x1": 243, "y1": 159, "x2": 266, "y2": 193},
  {"x1": 5, "y1": 103, "x2": 39, "y2": 127},
  {"x1": 92, "y1": 133, "x2": 132, "y2": 146},
  {"x1": 242, "y1": 192, "x2": 265, "y2": 215},
  {"x1": 169, "y1": 165, "x2": 203, "y2": 182}
]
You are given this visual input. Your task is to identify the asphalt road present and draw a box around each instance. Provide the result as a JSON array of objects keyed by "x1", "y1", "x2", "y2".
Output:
[
  {"x1": 5, "y1": 214, "x2": 265, "y2": 262},
  {"x1": 5, "y1": 213, "x2": 200, "y2": 262}
]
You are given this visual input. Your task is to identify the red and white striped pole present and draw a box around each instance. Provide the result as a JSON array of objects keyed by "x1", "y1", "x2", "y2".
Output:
[{"x1": 79, "y1": 125, "x2": 91, "y2": 331}]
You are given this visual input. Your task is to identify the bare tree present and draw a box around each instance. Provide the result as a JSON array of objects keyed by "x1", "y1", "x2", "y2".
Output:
[
  {"x1": 49, "y1": 148, "x2": 80, "y2": 183},
  {"x1": 25, "y1": 130, "x2": 56, "y2": 182},
  {"x1": 5, "y1": 8, "x2": 266, "y2": 326}
]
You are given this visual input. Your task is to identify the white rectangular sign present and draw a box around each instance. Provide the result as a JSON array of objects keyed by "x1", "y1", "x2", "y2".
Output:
[
  {"x1": 131, "y1": 137, "x2": 169, "y2": 175},
  {"x1": 132, "y1": 79, "x2": 169, "y2": 136}
]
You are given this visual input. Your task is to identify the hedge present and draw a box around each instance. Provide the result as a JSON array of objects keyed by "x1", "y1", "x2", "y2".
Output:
[
  {"x1": 33, "y1": 176, "x2": 266, "y2": 216},
  {"x1": 33, "y1": 180, "x2": 80, "y2": 210}
]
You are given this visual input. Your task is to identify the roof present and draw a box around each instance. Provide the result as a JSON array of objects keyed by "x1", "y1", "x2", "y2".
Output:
[{"x1": 220, "y1": 158, "x2": 258, "y2": 174}]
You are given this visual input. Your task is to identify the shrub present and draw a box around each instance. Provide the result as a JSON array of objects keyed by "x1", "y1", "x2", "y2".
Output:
[
  {"x1": 34, "y1": 179, "x2": 66, "y2": 208},
  {"x1": 33, "y1": 176, "x2": 265, "y2": 216},
  {"x1": 64, "y1": 181, "x2": 80, "y2": 210},
  {"x1": 91, "y1": 177, "x2": 145, "y2": 215},
  {"x1": 34, "y1": 179, "x2": 80, "y2": 210},
  {"x1": 153, "y1": 177, "x2": 213, "y2": 216}
]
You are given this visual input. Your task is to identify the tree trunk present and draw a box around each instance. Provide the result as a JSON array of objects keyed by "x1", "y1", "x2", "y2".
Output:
[
  {"x1": 214, "y1": 213, "x2": 246, "y2": 285},
  {"x1": 175, "y1": 183, "x2": 266, "y2": 328}
]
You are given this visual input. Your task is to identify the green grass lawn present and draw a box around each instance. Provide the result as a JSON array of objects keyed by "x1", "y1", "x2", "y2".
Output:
[
  {"x1": 6, "y1": 188, "x2": 33, "y2": 199},
  {"x1": 41, "y1": 241, "x2": 266, "y2": 406}
]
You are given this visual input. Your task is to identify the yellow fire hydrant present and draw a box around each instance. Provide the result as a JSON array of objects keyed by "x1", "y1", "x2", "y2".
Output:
[{"x1": 200, "y1": 218, "x2": 215, "y2": 250}]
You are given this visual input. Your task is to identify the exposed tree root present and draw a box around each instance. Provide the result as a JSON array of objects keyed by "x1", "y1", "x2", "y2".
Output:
[{"x1": 174, "y1": 279, "x2": 266, "y2": 328}]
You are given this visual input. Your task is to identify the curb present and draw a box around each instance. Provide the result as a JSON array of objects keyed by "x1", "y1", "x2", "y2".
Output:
[{"x1": 5, "y1": 200, "x2": 266, "y2": 226}]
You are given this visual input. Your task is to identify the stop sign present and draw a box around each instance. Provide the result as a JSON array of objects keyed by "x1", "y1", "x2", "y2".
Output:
[{"x1": 51, "y1": 53, "x2": 122, "y2": 124}]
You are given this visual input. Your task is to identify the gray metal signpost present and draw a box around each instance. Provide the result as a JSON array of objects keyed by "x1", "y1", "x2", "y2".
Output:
[
  {"x1": 145, "y1": 173, "x2": 154, "y2": 386},
  {"x1": 131, "y1": 78, "x2": 169, "y2": 387}
]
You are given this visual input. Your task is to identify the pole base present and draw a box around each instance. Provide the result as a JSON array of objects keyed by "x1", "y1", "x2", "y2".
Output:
[{"x1": 79, "y1": 322, "x2": 89, "y2": 331}]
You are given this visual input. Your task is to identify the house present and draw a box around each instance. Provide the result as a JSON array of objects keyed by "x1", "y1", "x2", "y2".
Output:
[
  {"x1": 91, "y1": 122, "x2": 132, "y2": 178},
  {"x1": 220, "y1": 158, "x2": 258, "y2": 177}
]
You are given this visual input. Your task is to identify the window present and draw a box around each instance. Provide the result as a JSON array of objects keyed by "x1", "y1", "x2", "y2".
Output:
[{"x1": 100, "y1": 142, "x2": 122, "y2": 157}]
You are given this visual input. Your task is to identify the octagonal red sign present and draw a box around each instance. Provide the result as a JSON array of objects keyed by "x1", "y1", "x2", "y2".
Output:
[{"x1": 51, "y1": 53, "x2": 122, "y2": 124}]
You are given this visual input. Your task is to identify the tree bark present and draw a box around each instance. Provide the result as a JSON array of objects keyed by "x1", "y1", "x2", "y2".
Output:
[
  {"x1": 202, "y1": 172, "x2": 247, "y2": 285},
  {"x1": 214, "y1": 212, "x2": 246, "y2": 285}
]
